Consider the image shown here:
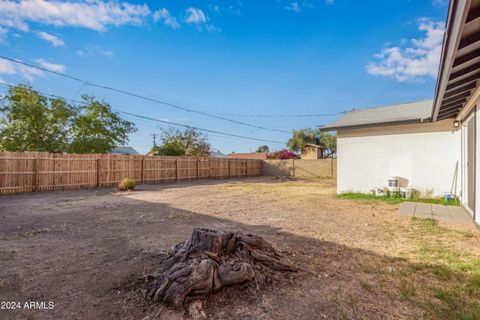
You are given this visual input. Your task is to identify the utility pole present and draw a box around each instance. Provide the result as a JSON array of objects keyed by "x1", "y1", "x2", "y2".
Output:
[{"x1": 150, "y1": 133, "x2": 160, "y2": 147}]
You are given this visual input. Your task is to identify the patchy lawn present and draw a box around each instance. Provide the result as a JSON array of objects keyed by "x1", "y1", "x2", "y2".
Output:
[
  {"x1": 338, "y1": 192, "x2": 460, "y2": 206},
  {"x1": 1, "y1": 177, "x2": 479, "y2": 319}
]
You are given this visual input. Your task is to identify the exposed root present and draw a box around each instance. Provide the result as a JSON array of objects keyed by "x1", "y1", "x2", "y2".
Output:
[{"x1": 145, "y1": 228, "x2": 298, "y2": 310}]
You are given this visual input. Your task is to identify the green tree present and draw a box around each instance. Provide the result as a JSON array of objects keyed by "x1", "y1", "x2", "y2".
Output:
[
  {"x1": 0, "y1": 84, "x2": 76, "y2": 152},
  {"x1": 0, "y1": 85, "x2": 137, "y2": 154},
  {"x1": 287, "y1": 128, "x2": 337, "y2": 157},
  {"x1": 151, "y1": 141, "x2": 186, "y2": 156},
  {"x1": 287, "y1": 128, "x2": 316, "y2": 152},
  {"x1": 256, "y1": 145, "x2": 270, "y2": 153},
  {"x1": 319, "y1": 131, "x2": 337, "y2": 157},
  {"x1": 154, "y1": 128, "x2": 211, "y2": 157},
  {"x1": 68, "y1": 95, "x2": 137, "y2": 154}
]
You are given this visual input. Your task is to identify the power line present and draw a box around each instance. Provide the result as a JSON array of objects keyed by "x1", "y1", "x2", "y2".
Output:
[
  {"x1": 0, "y1": 82, "x2": 285, "y2": 145},
  {"x1": 0, "y1": 56, "x2": 290, "y2": 134},
  {"x1": 218, "y1": 111, "x2": 347, "y2": 118},
  {"x1": 118, "y1": 112, "x2": 285, "y2": 144},
  {"x1": 0, "y1": 57, "x2": 85, "y2": 83},
  {"x1": 72, "y1": 81, "x2": 87, "y2": 100}
]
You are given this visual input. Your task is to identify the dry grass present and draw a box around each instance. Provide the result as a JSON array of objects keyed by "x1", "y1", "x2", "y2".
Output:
[
  {"x1": 219, "y1": 178, "x2": 337, "y2": 202},
  {"x1": 218, "y1": 178, "x2": 480, "y2": 319}
]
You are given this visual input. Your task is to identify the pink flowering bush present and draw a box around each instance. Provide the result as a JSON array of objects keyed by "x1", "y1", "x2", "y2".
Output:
[{"x1": 267, "y1": 149, "x2": 300, "y2": 160}]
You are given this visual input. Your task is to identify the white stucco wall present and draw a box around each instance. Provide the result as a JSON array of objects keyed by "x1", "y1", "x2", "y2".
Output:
[
  {"x1": 337, "y1": 120, "x2": 461, "y2": 197},
  {"x1": 474, "y1": 104, "x2": 480, "y2": 223}
]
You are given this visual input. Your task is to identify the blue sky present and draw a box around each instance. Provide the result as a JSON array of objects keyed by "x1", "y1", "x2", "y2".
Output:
[{"x1": 0, "y1": 0, "x2": 449, "y2": 154}]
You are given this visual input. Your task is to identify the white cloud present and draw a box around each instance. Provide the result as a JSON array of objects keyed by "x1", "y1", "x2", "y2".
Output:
[
  {"x1": 228, "y1": 5, "x2": 241, "y2": 16},
  {"x1": 185, "y1": 7, "x2": 207, "y2": 24},
  {"x1": 205, "y1": 24, "x2": 221, "y2": 32},
  {"x1": 36, "y1": 31, "x2": 64, "y2": 47},
  {"x1": 366, "y1": 20, "x2": 445, "y2": 82},
  {"x1": 285, "y1": 2, "x2": 301, "y2": 12},
  {"x1": 0, "y1": 59, "x2": 44, "y2": 82},
  {"x1": 76, "y1": 45, "x2": 113, "y2": 58},
  {"x1": 184, "y1": 7, "x2": 219, "y2": 32},
  {"x1": 99, "y1": 49, "x2": 113, "y2": 58},
  {"x1": 0, "y1": 0, "x2": 151, "y2": 32},
  {"x1": 0, "y1": 27, "x2": 8, "y2": 43},
  {"x1": 284, "y1": 1, "x2": 316, "y2": 13},
  {"x1": 153, "y1": 8, "x2": 180, "y2": 29},
  {"x1": 76, "y1": 50, "x2": 87, "y2": 57},
  {"x1": 431, "y1": 0, "x2": 447, "y2": 6},
  {"x1": 209, "y1": 4, "x2": 240, "y2": 15},
  {"x1": 0, "y1": 59, "x2": 17, "y2": 79},
  {"x1": 34, "y1": 58, "x2": 66, "y2": 72}
]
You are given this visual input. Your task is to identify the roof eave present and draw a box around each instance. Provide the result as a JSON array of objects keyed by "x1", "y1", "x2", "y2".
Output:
[
  {"x1": 319, "y1": 118, "x2": 432, "y2": 132},
  {"x1": 432, "y1": 0, "x2": 471, "y2": 121}
]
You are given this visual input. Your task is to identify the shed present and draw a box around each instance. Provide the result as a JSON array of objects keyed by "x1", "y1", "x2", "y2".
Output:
[{"x1": 302, "y1": 143, "x2": 324, "y2": 160}]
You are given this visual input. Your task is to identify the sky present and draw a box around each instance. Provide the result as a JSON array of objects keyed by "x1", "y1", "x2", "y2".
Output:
[{"x1": 0, "y1": 0, "x2": 449, "y2": 154}]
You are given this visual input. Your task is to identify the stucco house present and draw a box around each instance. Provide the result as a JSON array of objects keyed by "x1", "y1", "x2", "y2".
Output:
[{"x1": 321, "y1": 0, "x2": 480, "y2": 222}]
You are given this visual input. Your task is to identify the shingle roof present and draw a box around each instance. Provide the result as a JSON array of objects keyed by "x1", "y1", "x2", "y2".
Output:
[
  {"x1": 321, "y1": 100, "x2": 433, "y2": 131},
  {"x1": 210, "y1": 151, "x2": 228, "y2": 158},
  {"x1": 111, "y1": 146, "x2": 139, "y2": 155}
]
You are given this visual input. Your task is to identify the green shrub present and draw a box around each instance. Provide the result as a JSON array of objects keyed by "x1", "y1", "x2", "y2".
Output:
[
  {"x1": 151, "y1": 141, "x2": 186, "y2": 156},
  {"x1": 118, "y1": 178, "x2": 136, "y2": 191}
]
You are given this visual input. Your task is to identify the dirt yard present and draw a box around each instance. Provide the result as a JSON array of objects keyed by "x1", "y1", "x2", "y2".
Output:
[{"x1": 1, "y1": 177, "x2": 480, "y2": 320}]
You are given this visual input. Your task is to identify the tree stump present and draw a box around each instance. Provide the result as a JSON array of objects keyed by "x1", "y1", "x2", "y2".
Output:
[{"x1": 145, "y1": 228, "x2": 298, "y2": 310}]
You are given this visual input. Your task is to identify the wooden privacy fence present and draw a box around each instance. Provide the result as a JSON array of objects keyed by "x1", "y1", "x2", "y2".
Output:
[
  {"x1": 0, "y1": 152, "x2": 261, "y2": 194},
  {"x1": 262, "y1": 158, "x2": 336, "y2": 179}
]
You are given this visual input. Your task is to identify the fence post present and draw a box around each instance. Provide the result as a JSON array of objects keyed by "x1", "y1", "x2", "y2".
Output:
[
  {"x1": 209, "y1": 158, "x2": 212, "y2": 179},
  {"x1": 228, "y1": 159, "x2": 231, "y2": 179},
  {"x1": 197, "y1": 158, "x2": 200, "y2": 180},
  {"x1": 33, "y1": 158, "x2": 38, "y2": 192},
  {"x1": 176, "y1": 158, "x2": 179, "y2": 181},
  {"x1": 331, "y1": 158, "x2": 334, "y2": 179},
  {"x1": 141, "y1": 158, "x2": 145, "y2": 184},
  {"x1": 292, "y1": 159, "x2": 295, "y2": 178},
  {"x1": 96, "y1": 158, "x2": 100, "y2": 187}
]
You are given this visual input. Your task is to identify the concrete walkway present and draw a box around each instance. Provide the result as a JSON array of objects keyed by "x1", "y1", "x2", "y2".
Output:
[{"x1": 398, "y1": 202, "x2": 472, "y2": 223}]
